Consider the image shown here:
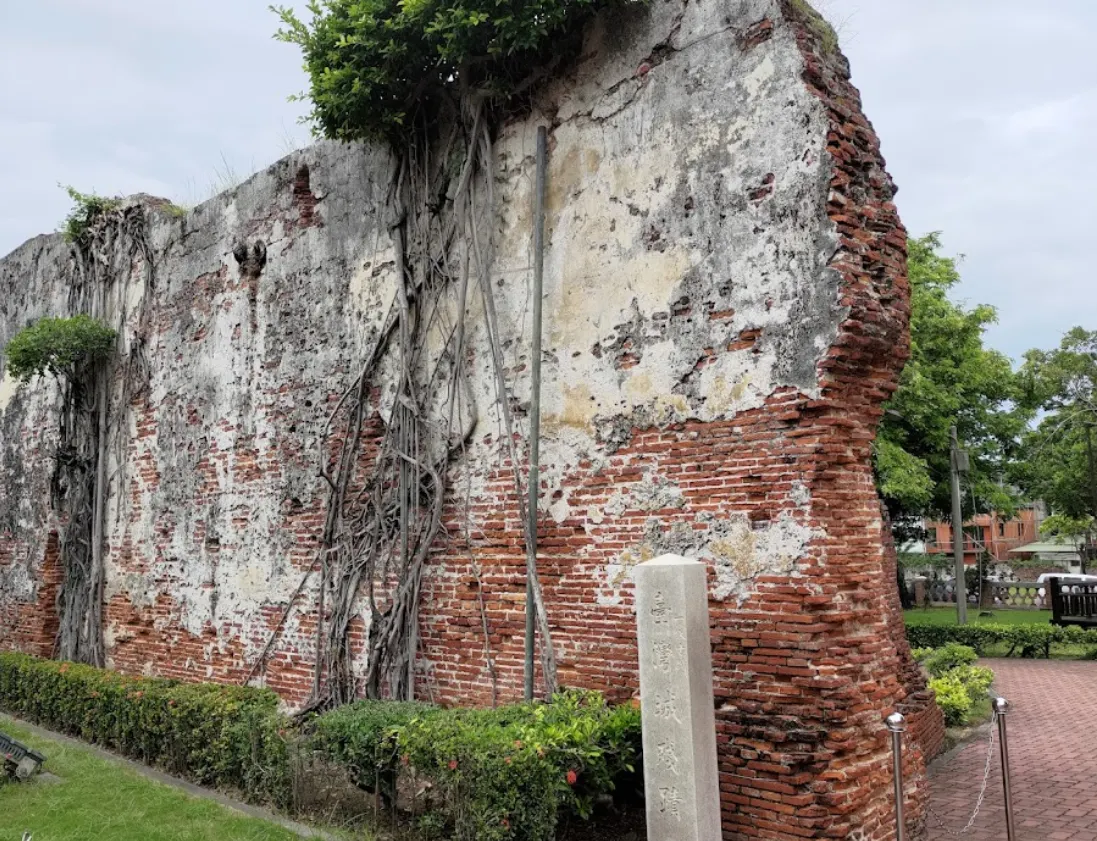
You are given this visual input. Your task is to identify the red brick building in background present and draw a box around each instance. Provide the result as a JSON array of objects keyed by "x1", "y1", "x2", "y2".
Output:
[{"x1": 923, "y1": 504, "x2": 1043, "y2": 566}]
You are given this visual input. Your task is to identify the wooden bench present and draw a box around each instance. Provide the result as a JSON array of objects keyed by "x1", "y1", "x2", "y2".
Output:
[{"x1": 1050, "y1": 577, "x2": 1097, "y2": 627}]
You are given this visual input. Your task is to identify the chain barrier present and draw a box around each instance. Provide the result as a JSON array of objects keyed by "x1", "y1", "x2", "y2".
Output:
[
  {"x1": 889, "y1": 697, "x2": 1016, "y2": 841},
  {"x1": 925, "y1": 709, "x2": 1000, "y2": 836}
]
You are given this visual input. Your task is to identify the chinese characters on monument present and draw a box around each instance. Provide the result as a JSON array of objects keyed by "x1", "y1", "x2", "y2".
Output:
[{"x1": 635, "y1": 554, "x2": 721, "y2": 841}]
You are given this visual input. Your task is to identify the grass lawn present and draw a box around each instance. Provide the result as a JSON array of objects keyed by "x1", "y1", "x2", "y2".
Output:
[
  {"x1": 903, "y1": 607, "x2": 1053, "y2": 626},
  {"x1": 0, "y1": 716, "x2": 321, "y2": 841}
]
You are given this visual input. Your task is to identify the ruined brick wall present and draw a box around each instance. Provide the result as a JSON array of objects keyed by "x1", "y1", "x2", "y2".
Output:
[{"x1": 0, "y1": 0, "x2": 941, "y2": 837}]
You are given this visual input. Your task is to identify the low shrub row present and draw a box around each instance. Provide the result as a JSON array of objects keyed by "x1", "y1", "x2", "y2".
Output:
[
  {"x1": 906, "y1": 622, "x2": 1097, "y2": 658},
  {"x1": 911, "y1": 643, "x2": 994, "y2": 727},
  {"x1": 311, "y1": 689, "x2": 642, "y2": 841},
  {"x1": 0, "y1": 652, "x2": 291, "y2": 804},
  {"x1": 0, "y1": 653, "x2": 642, "y2": 841}
]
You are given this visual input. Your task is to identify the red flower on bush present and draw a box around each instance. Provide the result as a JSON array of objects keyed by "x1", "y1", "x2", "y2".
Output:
[
  {"x1": 566, "y1": 769, "x2": 578, "y2": 786},
  {"x1": 90, "y1": 691, "x2": 99, "y2": 698},
  {"x1": 401, "y1": 754, "x2": 410, "y2": 766},
  {"x1": 167, "y1": 699, "x2": 176, "y2": 707},
  {"x1": 513, "y1": 740, "x2": 522, "y2": 749},
  {"x1": 134, "y1": 691, "x2": 144, "y2": 699},
  {"x1": 58, "y1": 663, "x2": 69, "y2": 674},
  {"x1": 504, "y1": 756, "x2": 512, "y2": 765},
  {"x1": 448, "y1": 759, "x2": 458, "y2": 771},
  {"x1": 501, "y1": 818, "x2": 510, "y2": 829}
]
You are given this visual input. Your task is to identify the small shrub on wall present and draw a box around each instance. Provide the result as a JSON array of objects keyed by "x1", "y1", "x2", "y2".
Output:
[
  {"x1": 60, "y1": 186, "x2": 122, "y2": 244},
  {"x1": 274, "y1": 0, "x2": 628, "y2": 143},
  {"x1": 4, "y1": 315, "x2": 117, "y2": 382}
]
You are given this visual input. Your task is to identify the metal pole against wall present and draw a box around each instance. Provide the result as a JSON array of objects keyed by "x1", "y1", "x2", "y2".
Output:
[
  {"x1": 993, "y1": 697, "x2": 1017, "y2": 841},
  {"x1": 886, "y1": 712, "x2": 906, "y2": 841},
  {"x1": 524, "y1": 125, "x2": 547, "y2": 701},
  {"x1": 950, "y1": 426, "x2": 968, "y2": 625}
]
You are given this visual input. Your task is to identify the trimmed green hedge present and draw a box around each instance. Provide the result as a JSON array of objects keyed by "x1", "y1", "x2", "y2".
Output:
[
  {"x1": 311, "y1": 697, "x2": 433, "y2": 795},
  {"x1": 906, "y1": 622, "x2": 1097, "y2": 657},
  {"x1": 310, "y1": 690, "x2": 642, "y2": 841},
  {"x1": 0, "y1": 653, "x2": 641, "y2": 841},
  {"x1": 0, "y1": 652, "x2": 291, "y2": 805}
]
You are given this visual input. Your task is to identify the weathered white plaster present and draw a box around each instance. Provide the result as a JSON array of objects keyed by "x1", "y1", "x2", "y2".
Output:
[{"x1": 1, "y1": 0, "x2": 845, "y2": 673}]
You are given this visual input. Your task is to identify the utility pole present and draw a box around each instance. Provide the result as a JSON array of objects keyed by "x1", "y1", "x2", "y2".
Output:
[
  {"x1": 1086, "y1": 424, "x2": 1097, "y2": 575},
  {"x1": 950, "y1": 426, "x2": 969, "y2": 625}
]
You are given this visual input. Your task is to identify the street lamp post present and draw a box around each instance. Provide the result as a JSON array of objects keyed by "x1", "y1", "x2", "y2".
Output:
[{"x1": 950, "y1": 426, "x2": 969, "y2": 625}]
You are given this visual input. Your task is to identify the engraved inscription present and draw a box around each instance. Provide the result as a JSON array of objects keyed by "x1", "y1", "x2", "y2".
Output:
[
  {"x1": 653, "y1": 640, "x2": 674, "y2": 673},
  {"x1": 651, "y1": 589, "x2": 671, "y2": 627},
  {"x1": 654, "y1": 686, "x2": 682, "y2": 722},
  {"x1": 656, "y1": 737, "x2": 681, "y2": 775},
  {"x1": 659, "y1": 786, "x2": 683, "y2": 821},
  {"x1": 652, "y1": 639, "x2": 685, "y2": 674}
]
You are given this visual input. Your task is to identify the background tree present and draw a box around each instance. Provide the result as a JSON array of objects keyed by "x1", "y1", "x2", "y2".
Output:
[
  {"x1": 875, "y1": 234, "x2": 1028, "y2": 543},
  {"x1": 1014, "y1": 327, "x2": 1097, "y2": 571}
]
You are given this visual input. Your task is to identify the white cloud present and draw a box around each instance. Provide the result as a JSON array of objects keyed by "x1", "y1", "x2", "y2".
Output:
[
  {"x1": 0, "y1": 0, "x2": 313, "y2": 253},
  {"x1": 825, "y1": 0, "x2": 1097, "y2": 361},
  {"x1": 999, "y1": 94, "x2": 1090, "y2": 139}
]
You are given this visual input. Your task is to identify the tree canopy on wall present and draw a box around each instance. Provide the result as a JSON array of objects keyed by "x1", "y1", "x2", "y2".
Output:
[
  {"x1": 5, "y1": 315, "x2": 117, "y2": 382},
  {"x1": 274, "y1": 0, "x2": 622, "y2": 143}
]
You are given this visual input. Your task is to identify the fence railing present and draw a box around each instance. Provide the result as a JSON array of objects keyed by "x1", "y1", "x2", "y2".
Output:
[
  {"x1": 888, "y1": 697, "x2": 1016, "y2": 841},
  {"x1": 924, "y1": 579, "x2": 959, "y2": 605},
  {"x1": 920, "y1": 580, "x2": 1046, "y2": 609},
  {"x1": 990, "y1": 582, "x2": 1045, "y2": 609},
  {"x1": 925, "y1": 538, "x2": 988, "y2": 554}
]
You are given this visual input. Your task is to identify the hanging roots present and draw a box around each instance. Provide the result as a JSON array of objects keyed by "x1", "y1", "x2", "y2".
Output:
[
  {"x1": 52, "y1": 203, "x2": 153, "y2": 666},
  {"x1": 297, "y1": 96, "x2": 556, "y2": 708},
  {"x1": 50, "y1": 373, "x2": 100, "y2": 665}
]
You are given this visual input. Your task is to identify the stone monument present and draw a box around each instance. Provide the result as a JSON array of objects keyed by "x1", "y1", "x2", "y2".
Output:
[{"x1": 635, "y1": 554, "x2": 721, "y2": 840}]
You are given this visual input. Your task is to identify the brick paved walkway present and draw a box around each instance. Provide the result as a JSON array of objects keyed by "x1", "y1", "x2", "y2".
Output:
[{"x1": 926, "y1": 659, "x2": 1097, "y2": 841}]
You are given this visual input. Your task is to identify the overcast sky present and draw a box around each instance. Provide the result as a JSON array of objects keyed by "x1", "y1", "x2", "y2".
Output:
[{"x1": 2, "y1": 1, "x2": 1093, "y2": 362}]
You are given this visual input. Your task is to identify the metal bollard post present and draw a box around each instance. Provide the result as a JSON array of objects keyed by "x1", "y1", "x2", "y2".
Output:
[
  {"x1": 993, "y1": 697, "x2": 1017, "y2": 841},
  {"x1": 886, "y1": 712, "x2": 906, "y2": 841}
]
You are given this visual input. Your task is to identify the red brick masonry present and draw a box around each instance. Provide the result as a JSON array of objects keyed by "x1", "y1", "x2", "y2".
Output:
[{"x1": 0, "y1": 4, "x2": 942, "y2": 840}]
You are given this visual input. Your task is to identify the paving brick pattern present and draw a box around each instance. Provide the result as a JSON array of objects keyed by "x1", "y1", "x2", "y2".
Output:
[{"x1": 927, "y1": 659, "x2": 1097, "y2": 841}]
